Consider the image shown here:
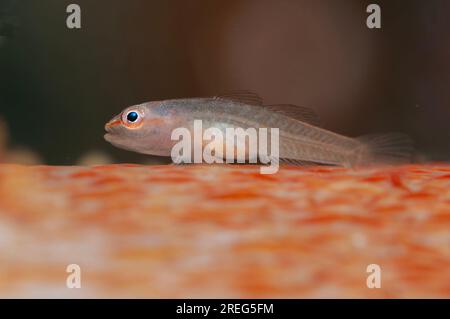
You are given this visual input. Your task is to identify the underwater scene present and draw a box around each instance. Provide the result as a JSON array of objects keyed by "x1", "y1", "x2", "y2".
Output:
[{"x1": 0, "y1": 0, "x2": 449, "y2": 301}]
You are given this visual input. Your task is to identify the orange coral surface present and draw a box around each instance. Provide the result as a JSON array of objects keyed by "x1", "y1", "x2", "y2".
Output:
[{"x1": 0, "y1": 163, "x2": 449, "y2": 298}]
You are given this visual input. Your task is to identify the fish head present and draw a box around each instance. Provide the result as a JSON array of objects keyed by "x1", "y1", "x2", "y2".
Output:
[{"x1": 104, "y1": 101, "x2": 174, "y2": 155}]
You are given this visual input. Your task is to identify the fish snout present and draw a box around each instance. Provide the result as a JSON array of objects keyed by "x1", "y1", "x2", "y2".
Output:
[{"x1": 105, "y1": 116, "x2": 121, "y2": 132}]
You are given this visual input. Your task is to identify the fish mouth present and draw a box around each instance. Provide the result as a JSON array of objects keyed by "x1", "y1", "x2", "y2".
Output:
[
  {"x1": 104, "y1": 116, "x2": 120, "y2": 135},
  {"x1": 104, "y1": 122, "x2": 114, "y2": 142},
  {"x1": 104, "y1": 133, "x2": 113, "y2": 142},
  {"x1": 105, "y1": 118, "x2": 121, "y2": 130},
  {"x1": 104, "y1": 123, "x2": 114, "y2": 133}
]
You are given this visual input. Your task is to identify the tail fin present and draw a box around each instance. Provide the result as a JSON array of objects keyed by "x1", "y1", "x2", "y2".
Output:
[{"x1": 353, "y1": 133, "x2": 414, "y2": 166}]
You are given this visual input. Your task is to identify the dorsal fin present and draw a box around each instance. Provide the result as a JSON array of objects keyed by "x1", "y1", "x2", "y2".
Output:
[
  {"x1": 215, "y1": 92, "x2": 321, "y2": 126},
  {"x1": 264, "y1": 104, "x2": 321, "y2": 126},
  {"x1": 215, "y1": 90, "x2": 263, "y2": 105}
]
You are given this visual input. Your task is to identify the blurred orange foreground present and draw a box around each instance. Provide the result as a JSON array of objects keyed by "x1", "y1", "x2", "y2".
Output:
[{"x1": 0, "y1": 163, "x2": 449, "y2": 298}]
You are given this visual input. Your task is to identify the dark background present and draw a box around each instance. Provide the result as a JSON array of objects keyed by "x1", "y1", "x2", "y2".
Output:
[{"x1": 0, "y1": 0, "x2": 449, "y2": 165}]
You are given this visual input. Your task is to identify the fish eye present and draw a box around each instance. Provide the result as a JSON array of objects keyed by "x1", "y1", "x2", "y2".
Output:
[
  {"x1": 121, "y1": 109, "x2": 144, "y2": 127},
  {"x1": 126, "y1": 111, "x2": 139, "y2": 123}
]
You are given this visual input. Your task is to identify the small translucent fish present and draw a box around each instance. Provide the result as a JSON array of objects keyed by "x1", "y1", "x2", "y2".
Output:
[{"x1": 104, "y1": 91, "x2": 413, "y2": 167}]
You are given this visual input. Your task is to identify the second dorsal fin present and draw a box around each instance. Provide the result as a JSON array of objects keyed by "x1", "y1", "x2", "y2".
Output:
[
  {"x1": 264, "y1": 104, "x2": 321, "y2": 126},
  {"x1": 215, "y1": 90, "x2": 263, "y2": 105}
]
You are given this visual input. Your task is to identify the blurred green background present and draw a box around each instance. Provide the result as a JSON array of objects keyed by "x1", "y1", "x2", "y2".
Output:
[{"x1": 0, "y1": 0, "x2": 449, "y2": 165}]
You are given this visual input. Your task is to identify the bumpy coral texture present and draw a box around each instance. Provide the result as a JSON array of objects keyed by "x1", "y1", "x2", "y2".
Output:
[{"x1": 0, "y1": 164, "x2": 449, "y2": 297}]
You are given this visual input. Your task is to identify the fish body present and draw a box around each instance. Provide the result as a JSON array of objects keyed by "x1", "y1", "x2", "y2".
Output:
[{"x1": 104, "y1": 92, "x2": 412, "y2": 166}]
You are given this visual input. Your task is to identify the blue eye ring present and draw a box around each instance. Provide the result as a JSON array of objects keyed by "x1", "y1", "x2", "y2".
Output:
[{"x1": 126, "y1": 111, "x2": 139, "y2": 123}]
